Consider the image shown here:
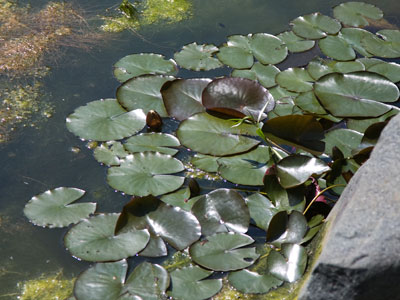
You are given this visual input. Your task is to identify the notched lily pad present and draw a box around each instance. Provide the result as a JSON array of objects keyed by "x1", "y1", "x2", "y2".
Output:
[
  {"x1": 277, "y1": 31, "x2": 315, "y2": 53},
  {"x1": 24, "y1": 187, "x2": 96, "y2": 228},
  {"x1": 276, "y1": 68, "x2": 314, "y2": 93},
  {"x1": 333, "y1": 2, "x2": 383, "y2": 27},
  {"x1": 94, "y1": 141, "x2": 128, "y2": 166},
  {"x1": 174, "y1": 42, "x2": 222, "y2": 71},
  {"x1": 362, "y1": 30, "x2": 400, "y2": 58},
  {"x1": 291, "y1": 13, "x2": 341, "y2": 40},
  {"x1": 124, "y1": 133, "x2": 180, "y2": 156},
  {"x1": 217, "y1": 35, "x2": 254, "y2": 69},
  {"x1": 232, "y1": 63, "x2": 280, "y2": 89},
  {"x1": 250, "y1": 33, "x2": 288, "y2": 65}
]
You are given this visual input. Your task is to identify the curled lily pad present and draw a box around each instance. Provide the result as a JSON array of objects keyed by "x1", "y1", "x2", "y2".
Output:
[
  {"x1": 228, "y1": 269, "x2": 283, "y2": 294},
  {"x1": 168, "y1": 265, "x2": 222, "y2": 300},
  {"x1": 107, "y1": 152, "x2": 184, "y2": 196},
  {"x1": 161, "y1": 78, "x2": 210, "y2": 120},
  {"x1": 266, "y1": 211, "x2": 308, "y2": 245},
  {"x1": 66, "y1": 99, "x2": 146, "y2": 141},
  {"x1": 232, "y1": 63, "x2": 280, "y2": 89},
  {"x1": 174, "y1": 42, "x2": 222, "y2": 71},
  {"x1": 113, "y1": 53, "x2": 177, "y2": 82},
  {"x1": 190, "y1": 232, "x2": 260, "y2": 271},
  {"x1": 94, "y1": 141, "x2": 128, "y2": 166},
  {"x1": 177, "y1": 112, "x2": 259, "y2": 156},
  {"x1": 124, "y1": 133, "x2": 180, "y2": 156},
  {"x1": 362, "y1": 30, "x2": 400, "y2": 58},
  {"x1": 217, "y1": 35, "x2": 253, "y2": 69},
  {"x1": 24, "y1": 187, "x2": 96, "y2": 228},
  {"x1": 314, "y1": 72, "x2": 399, "y2": 118},
  {"x1": 250, "y1": 33, "x2": 288, "y2": 65},
  {"x1": 290, "y1": 13, "x2": 341, "y2": 40},
  {"x1": 191, "y1": 188, "x2": 250, "y2": 236},
  {"x1": 277, "y1": 31, "x2": 315, "y2": 53},
  {"x1": 116, "y1": 75, "x2": 175, "y2": 117},
  {"x1": 268, "y1": 244, "x2": 307, "y2": 283},
  {"x1": 202, "y1": 77, "x2": 275, "y2": 120},
  {"x1": 64, "y1": 213, "x2": 150, "y2": 262},
  {"x1": 333, "y1": 2, "x2": 383, "y2": 27},
  {"x1": 276, "y1": 68, "x2": 314, "y2": 93}
]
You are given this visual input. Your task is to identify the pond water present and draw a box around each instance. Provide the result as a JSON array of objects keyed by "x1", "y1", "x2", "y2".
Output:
[{"x1": 0, "y1": 0, "x2": 399, "y2": 298}]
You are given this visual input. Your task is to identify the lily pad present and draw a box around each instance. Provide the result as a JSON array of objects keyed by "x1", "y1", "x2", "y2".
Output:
[
  {"x1": 319, "y1": 34, "x2": 356, "y2": 61},
  {"x1": 217, "y1": 35, "x2": 254, "y2": 69},
  {"x1": 124, "y1": 133, "x2": 180, "y2": 156},
  {"x1": 267, "y1": 97, "x2": 298, "y2": 119},
  {"x1": 276, "y1": 155, "x2": 330, "y2": 188},
  {"x1": 277, "y1": 31, "x2": 315, "y2": 53},
  {"x1": 314, "y1": 72, "x2": 399, "y2": 118},
  {"x1": 66, "y1": 99, "x2": 146, "y2": 141},
  {"x1": 177, "y1": 112, "x2": 259, "y2": 156},
  {"x1": 365, "y1": 61, "x2": 400, "y2": 83},
  {"x1": 116, "y1": 75, "x2": 175, "y2": 117},
  {"x1": 113, "y1": 53, "x2": 177, "y2": 82},
  {"x1": 307, "y1": 57, "x2": 365, "y2": 80},
  {"x1": 362, "y1": 29, "x2": 400, "y2": 58},
  {"x1": 190, "y1": 154, "x2": 219, "y2": 173},
  {"x1": 232, "y1": 63, "x2": 280, "y2": 89},
  {"x1": 161, "y1": 78, "x2": 210, "y2": 120},
  {"x1": 333, "y1": 2, "x2": 383, "y2": 27},
  {"x1": 191, "y1": 188, "x2": 250, "y2": 236},
  {"x1": 160, "y1": 187, "x2": 201, "y2": 211},
  {"x1": 107, "y1": 152, "x2": 184, "y2": 196},
  {"x1": 228, "y1": 269, "x2": 283, "y2": 294},
  {"x1": 250, "y1": 33, "x2": 288, "y2": 65},
  {"x1": 190, "y1": 232, "x2": 260, "y2": 271},
  {"x1": 294, "y1": 91, "x2": 327, "y2": 115},
  {"x1": 245, "y1": 193, "x2": 279, "y2": 231},
  {"x1": 276, "y1": 68, "x2": 314, "y2": 93},
  {"x1": 324, "y1": 129, "x2": 363, "y2": 157},
  {"x1": 290, "y1": 13, "x2": 341, "y2": 40},
  {"x1": 174, "y1": 42, "x2": 222, "y2": 71},
  {"x1": 266, "y1": 211, "x2": 308, "y2": 245},
  {"x1": 202, "y1": 77, "x2": 275, "y2": 120},
  {"x1": 269, "y1": 86, "x2": 299, "y2": 101},
  {"x1": 24, "y1": 187, "x2": 96, "y2": 228},
  {"x1": 267, "y1": 244, "x2": 307, "y2": 282},
  {"x1": 64, "y1": 213, "x2": 150, "y2": 262},
  {"x1": 94, "y1": 141, "x2": 128, "y2": 166},
  {"x1": 168, "y1": 265, "x2": 222, "y2": 300}
]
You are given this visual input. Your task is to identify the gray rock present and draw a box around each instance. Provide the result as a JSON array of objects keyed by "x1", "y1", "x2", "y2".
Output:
[{"x1": 298, "y1": 113, "x2": 400, "y2": 300}]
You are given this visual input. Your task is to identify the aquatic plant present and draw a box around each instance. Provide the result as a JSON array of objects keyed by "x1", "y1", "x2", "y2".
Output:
[{"x1": 23, "y1": 2, "x2": 399, "y2": 299}]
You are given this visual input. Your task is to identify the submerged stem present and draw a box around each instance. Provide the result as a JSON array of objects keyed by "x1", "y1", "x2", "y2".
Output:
[{"x1": 303, "y1": 184, "x2": 346, "y2": 215}]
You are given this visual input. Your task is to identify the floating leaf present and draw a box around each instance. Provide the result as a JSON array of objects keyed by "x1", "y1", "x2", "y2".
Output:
[
  {"x1": 277, "y1": 31, "x2": 315, "y2": 53},
  {"x1": 245, "y1": 193, "x2": 279, "y2": 231},
  {"x1": 269, "y1": 86, "x2": 299, "y2": 101},
  {"x1": 202, "y1": 77, "x2": 275, "y2": 120},
  {"x1": 290, "y1": 13, "x2": 341, "y2": 40},
  {"x1": 307, "y1": 57, "x2": 365, "y2": 80},
  {"x1": 268, "y1": 97, "x2": 298, "y2": 119},
  {"x1": 113, "y1": 53, "x2": 177, "y2": 82},
  {"x1": 124, "y1": 133, "x2": 180, "y2": 156},
  {"x1": 191, "y1": 154, "x2": 219, "y2": 173},
  {"x1": 301, "y1": 215, "x2": 324, "y2": 244},
  {"x1": 324, "y1": 129, "x2": 363, "y2": 157},
  {"x1": 266, "y1": 211, "x2": 308, "y2": 245},
  {"x1": 250, "y1": 33, "x2": 288, "y2": 65},
  {"x1": 262, "y1": 115, "x2": 325, "y2": 155},
  {"x1": 276, "y1": 155, "x2": 330, "y2": 188},
  {"x1": 228, "y1": 269, "x2": 283, "y2": 294},
  {"x1": 294, "y1": 91, "x2": 327, "y2": 115},
  {"x1": 117, "y1": 75, "x2": 175, "y2": 117},
  {"x1": 333, "y1": 2, "x2": 383, "y2": 27},
  {"x1": 362, "y1": 60, "x2": 400, "y2": 83},
  {"x1": 66, "y1": 99, "x2": 146, "y2": 141},
  {"x1": 314, "y1": 72, "x2": 399, "y2": 118},
  {"x1": 168, "y1": 266, "x2": 222, "y2": 300},
  {"x1": 160, "y1": 187, "x2": 201, "y2": 211},
  {"x1": 107, "y1": 152, "x2": 184, "y2": 196},
  {"x1": 217, "y1": 35, "x2": 253, "y2": 69},
  {"x1": 232, "y1": 63, "x2": 280, "y2": 89},
  {"x1": 319, "y1": 34, "x2": 356, "y2": 61},
  {"x1": 191, "y1": 189, "x2": 250, "y2": 236},
  {"x1": 177, "y1": 112, "x2": 259, "y2": 156},
  {"x1": 24, "y1": 187, "x2": 96, "y2": 228},
  {"x1": 362, "y1": 29, "x2": 400, "y2": 58},
  {"x1": 161, "y1": 78, "x2": 210, "y2": 120},
  {"x1": 346, "y1": 109, "x2": 399, "y2": 133},
  {"x1": 276, "y1": 68, "x2": 314, "y2": 93},
  {"x1": 268, "y1": 244, "x2": 307, "y2": 282},
  {"x1": 64, "y1": 213, "x2": 150, "y2": 262},
  {"x1": 190, "y1": 232, "x2": 259, "y2": 271},
  {"x1": 94, "y1": 141, "x2": 128, "y2": 166},
  {"x1": 174, "y1": 42, "x2": 222, "y2": 71}
]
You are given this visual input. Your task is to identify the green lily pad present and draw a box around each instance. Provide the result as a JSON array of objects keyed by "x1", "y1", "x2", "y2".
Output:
[
  {"x1": 177, "y1": 112, "x2": 259, "y2": 156},
  {"x1": 362, "y1": 29, "x2": 400, "y2": 58},
  {"x1": 217, "y1": 35, "x2": 254, "y2": 69},
  {"x1": 324, "y1": 129, "x2": 363, "y2": 158},
  {"x1": 268, "y1": 244, "x2": 307, "y2": 282},
  {"x1": 232, "y1": 63, "x2": 280, "y2": 89},
  {"x1": 319, "y1": 34, "x2": 356, "y2": 61},
  {"x1": 269, "y1": 86, "x2": 299, "y2": 101},
  {"x1": 202, "y1": 77, "x2": 275, "y2": 120},
  {"x1": 160, "y1": 187, "x2": 201, "y2": 211},
  {"x1": 113, "y1": 53, "x2": 177, "y2": 82},
  {"x1": 124, "y1": 133, "x2": 180, "y2": 156},
  {"x1": 266, "y1": 211, "x2": 308, "y2": 245},
  {"x1": 115, "y1": 196, "x2": 201, "y2": 256},
  {"x1": 314, "y1": 72, "x2": 399, "y2": 118},
  {"x1": 24, "y1": 187, "x2": 96, "y2": 228},
  {"x1": 191, "y1": 154, "x2": 219, "y2": 173},
  {"x1": 290, "y1": 13, "x2": 341, "y2": 40},
  {"x1": 347, "y1": 109, "x2": 399, "y2": 133},
  {"x1": 277, "y1": 31, "x2": 315, "y2": 53},
  {"x1": 94, "y1": 141, "x2": 128, "y2": 166},
  {"x1": 66, "y1": 99, "x2": 146, "y2": 141},
  {"x1": 228, "y1": 269, "x2": 283, "y2": 294},
  {"x1": 333, "y1": 2, "x2": 383, "y2": 27},
  {"x1": 307, "y1": 57, "x2": 365, "y2": 80},
  {"x1": 364, "y1": 60, "x2": 400, "y2": 83},
  {"x1": 168, "y1": 265, "x2": 222, "y2": 300},
  {"x1": 64, "y1": 213, "x2": 150, "y2": 262},
  {"x1": 174, "y1": 42, "x2": 222, "y2": 71},
  {"x1": 190, "y1": 232, "x2": 260, "y2": 271},
  {"x1": 340, "y1": 28, "x2": 375, "y2": 57},
  {"x1": 276, "y1": 68, "x2": 314, "y2": 93},
  {"x1": 295, "y1": 91, "x2": 327, "y2": 115},
  {"x1": 107, "y1": 152, "x2": 184, "y2": 196},
  {"x1": 191, "y1": 188, "x2": 250, "y2": 236},
  {"x1": 268, "y1": 97, "x2": 298, "y2": 119},
  {"x1": 301, "y1": 215, "x2": 324, "y2": 244},
  {"x1": 116, "y1": 75, "x2": 175, "y2": 117},
  {"x1": 245, "y1": 193, "x2": 279, "y2": 231},
  {"x1": 250, "y1": 33, "x2": 288, "y2": 65},
  {"x1": 276, "y1": 155, "x2": 330, "y2": 188},
  {"x1": 161, "y1": 78, "x2": 210, "y2": 121}
]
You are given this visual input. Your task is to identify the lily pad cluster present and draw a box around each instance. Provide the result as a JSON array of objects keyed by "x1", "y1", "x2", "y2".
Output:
[{"x1": 23, "y1": 2, "x2": 399, "y2": 299}]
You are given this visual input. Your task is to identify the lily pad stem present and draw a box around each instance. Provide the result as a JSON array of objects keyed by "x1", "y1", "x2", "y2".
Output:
[{"x1": 303, "y1": 183, "x2": 346, "y2": 215}]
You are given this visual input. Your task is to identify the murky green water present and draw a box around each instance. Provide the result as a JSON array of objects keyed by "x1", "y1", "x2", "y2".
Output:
[{"x1": 0, "y1": 0, "x2": 399, "y2": 298}]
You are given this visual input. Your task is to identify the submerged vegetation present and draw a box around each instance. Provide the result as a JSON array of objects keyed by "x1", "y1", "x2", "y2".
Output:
[{"x1": 20, "y1": 1, "x2": 400, "y2": 299}]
